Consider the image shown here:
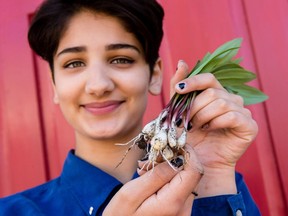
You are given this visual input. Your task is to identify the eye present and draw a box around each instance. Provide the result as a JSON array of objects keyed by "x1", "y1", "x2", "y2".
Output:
[
  {"x1": 64, "y1": 61, "x2": 85, "y2": 68},
  {"x1": 111, "y1": 58, "x2": 134, "y2": 65}
]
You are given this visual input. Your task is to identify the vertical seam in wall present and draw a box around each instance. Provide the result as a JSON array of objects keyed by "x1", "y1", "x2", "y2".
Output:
[
  {"x1": 241, "y1": 0, "x2": 288, "y2": 210},
  {"x1": 160, "y1": 86, "x2": 166, "y2": 108},
  {"x1": 31, "y1": 51, "x2": 51, "y2": 182},
  {"x1": 28, "y1": 10, "x2": 51, "y2": 182},
  {"x1": 160, "y1": 25, "x2": 175, "y2": 108}
]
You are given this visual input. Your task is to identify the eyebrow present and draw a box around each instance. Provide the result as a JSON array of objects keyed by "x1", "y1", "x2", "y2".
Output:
[
  {"x1": 56, "y1": 43, "x2": 141, "y2": 58},
  {"x1": 105, "y1": 43, "x2": 141, "y2": 53},
  {"x1": 56, "y1": 46, "x2": 86, "y2": 57}
]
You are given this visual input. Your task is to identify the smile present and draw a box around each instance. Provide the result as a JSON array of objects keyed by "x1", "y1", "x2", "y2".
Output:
[{"x1": 82, "y1": 101, "x2": 124, "y2": 115}]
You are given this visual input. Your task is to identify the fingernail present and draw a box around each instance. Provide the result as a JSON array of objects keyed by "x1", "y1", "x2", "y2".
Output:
[
  {"x1": 177, "y1": 60, "x2": 185, "y2": 69},
  {"x1": 171, "y1": 156, "x2": 184, "y2": 168},
  {"x1": 160, "y1": 115, "x2": 167, "y2": 124},
  {"x1": 136, "y1": 140, "x2": 147, "y2": 150},
  {"x1": 175, "y1": 118, "x2": 183, "y2": 127},
  {"x1": 187, "y1": 122, "x2": 193, "y2": 131},
  {"x1": 192, "y1": 191, "x2": 199, "y2": 197},
  {"x1": 178, "y1": 82, "x2": 186, "y2": 90}
]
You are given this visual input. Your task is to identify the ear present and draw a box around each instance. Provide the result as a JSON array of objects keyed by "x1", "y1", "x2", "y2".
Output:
[
  {"x1": 53, "y1": 85, "x2": 59, "y2": 104},
  {"x1": 51, "y1": 77, "x2": 59, "y2": 104},
  {"x1": 149, "y1": 58, "x2": 163, "y2": 95}
]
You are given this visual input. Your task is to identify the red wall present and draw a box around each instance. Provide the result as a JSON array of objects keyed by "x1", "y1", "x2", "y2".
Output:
[{"x1": 1, "y1": 0, "x2": 288, "y2": 215}]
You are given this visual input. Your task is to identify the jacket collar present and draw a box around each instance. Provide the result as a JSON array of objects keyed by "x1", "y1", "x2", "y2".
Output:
[{"x1": 60, "y1": 150, "x2": 136, "y2": 215}]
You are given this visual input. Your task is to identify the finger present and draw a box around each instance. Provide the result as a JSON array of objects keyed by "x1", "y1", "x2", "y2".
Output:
[
  {"x1": 192, "y1": 88, "x2": 244, "y2": 113},
  {"x1": 172, "y1": 145, "x2": 203, "y2": 193},
  {"x1": 137, "y1": 159, "x2": 157, "y2": 176},
  {"x1": 177, "y1": 194, "x2": 194, "y2": 216},
  {"x1": 175, "y1": 73, "x2": 224, "y2": 94},
  {"x1": 201, "y1": 111, "x2": 258, "y2": 142},
  {"x1": 116, "y1": 161, "x2": 182, "y2": 211},
  {"x1": 170, "y1": 60, "x2": 190, "y2": 97},
  {"x1": 156, "y1": 146, "x2": 203, "y2": 203},
  {"x1": 137, "y1": 146, "x2": 203, "y2": 215},
  {"x1": 137, "y1": 167, "x2": 148, "y2": 176},
  {"x1": 187, "y1": 88, "x2": 249, "y2": 127},
  {"x1": 190, "y1": 98, "x2": 250, "y2": 129}
]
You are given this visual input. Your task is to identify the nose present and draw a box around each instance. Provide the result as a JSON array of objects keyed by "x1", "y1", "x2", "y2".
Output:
[{"x1": 85, "y1": 64, "x2": 114, "y2": 97}]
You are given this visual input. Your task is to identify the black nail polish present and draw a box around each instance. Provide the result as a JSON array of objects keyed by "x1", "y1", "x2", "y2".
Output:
[
  {"x1": 178, "y1": 83, "x2": 185, "y2": 90},
  {"x1": 187, "y1": 122, "x2": 193, "y2": 131},
  {"x1": 160, "y1": 115, "x2": 167, "y2": 124},
  {"x1": 135, "y1": 135, "x2": 147, "y2": 150},
  {"x1": 171, "y1": 157, "x2": 184, "y2": 168},
  {"x1": 137, "y1": 140, "x2": 147, "y2": 150},
  {"x1": 192, "y1": 191, "x2": 198, "y2": 197},
  {"x1": 175, "y1": 118, "x2": 183, "y2": 127}
]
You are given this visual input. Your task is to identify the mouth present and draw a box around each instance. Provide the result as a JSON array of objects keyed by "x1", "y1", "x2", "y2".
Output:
[{"x1": 82, "y1": 100, "x2": 124, "y2": 115}]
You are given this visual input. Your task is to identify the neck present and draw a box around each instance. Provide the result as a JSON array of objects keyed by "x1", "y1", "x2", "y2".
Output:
[{"x1": 74, "y1": 134, "x2": 144, "y2": 183}]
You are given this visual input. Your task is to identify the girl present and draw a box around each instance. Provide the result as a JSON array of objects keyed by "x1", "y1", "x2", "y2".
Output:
[{"x1": 0, "y1": 0, "x2": 260, "y2": 215}]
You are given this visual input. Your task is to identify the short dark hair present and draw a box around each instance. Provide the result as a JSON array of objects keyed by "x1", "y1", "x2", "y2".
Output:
[{"x1": 28, "y1": 0, "x2": 164, "y2": 79}]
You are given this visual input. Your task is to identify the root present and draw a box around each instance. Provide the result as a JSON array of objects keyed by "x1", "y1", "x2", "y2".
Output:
[
  {"x1": 115, "y1": 136, "x2": 138, "y2": 146},
  {"x1": 160, "y1": 150, "x2": 177, "y2": 171},
  {"x1": 115, "y1": 136, "x2": 139, "y2": 168}
]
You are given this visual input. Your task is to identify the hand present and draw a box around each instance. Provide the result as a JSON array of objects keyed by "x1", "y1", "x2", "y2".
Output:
[
  {"x1": 170, "y1": 60, "x2": 258, "y2": 197},
  {"x1": 103, "y1": 145, "x2": 203, "y2": 216}
]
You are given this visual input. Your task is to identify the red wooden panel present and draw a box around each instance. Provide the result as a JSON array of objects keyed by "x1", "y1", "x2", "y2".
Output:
[
  {"x1": 158, "y1": 0, "x2": 286, "y2": 215},
  {"x1": 229, "y1": 1, "x2": 286, "y2": 214},
  {"x1": 0, "y1": 2, "x2": 287, "y2": 216},
  {"x1": 243, "y1": 0, "x2": 288, "y2": 212},
  {"x1": 0, "y1": 0, "x2": 47, "y2": 197},
  {"x1": 33, "y1": 57, "x2": 74, "y2": 179},
  {"x1": 159, "y1": 0, "x2": 241, "y2": 104}
]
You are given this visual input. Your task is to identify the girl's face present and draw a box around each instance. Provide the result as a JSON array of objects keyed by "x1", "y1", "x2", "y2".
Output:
[{"x1": 52, "y1": 11, "x2": 162, "y2": 144}]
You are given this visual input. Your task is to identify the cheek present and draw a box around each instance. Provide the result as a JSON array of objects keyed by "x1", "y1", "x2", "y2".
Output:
[
  {"x1": 122, "y1": 66, "x2": 151, "y2": 92},
  {"x1": 54, "y1": 76, "x2": 82, "y2": 105},
  {"x1": 123, "y1": 74, "x2": 150, "y2": 98},
  {"x1": 126, "y1": 76, "x2": 150, "y2": 117},
  {"x1": 53, "y1": 80, "x2": 82, "y2": 127}
]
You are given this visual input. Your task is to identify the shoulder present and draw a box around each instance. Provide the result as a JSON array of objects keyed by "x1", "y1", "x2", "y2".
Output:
[{"x1": 0, "y1": 178, "x2": 60, "y2": 215}]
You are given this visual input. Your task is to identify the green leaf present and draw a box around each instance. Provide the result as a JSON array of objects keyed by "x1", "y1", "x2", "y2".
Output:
[
  {"x1": 190, "y1": 38, "x2": 242, "y2": 76},
  {"x1": 232, "y1": 57, "x2": 242, "y2": 64},
  {"x1": 225, "y1": 85, "x2": 269, "y2": 105},
  {"x1": 201, "y1": 52, "x2": 211, "y2": 63},
  {"x1": 190, "y1": 60, "x2": 201, "y2": 73},
  {"x1": 213, "y1": 68, "x2": 256, "y2": 86},
  {"x1": 211, "y1": 62, "x2": 243, "y2": 72},
  {"x1": 180, "y1": 38, "x2": 268, "y2": 106},
  {"x1": 201, "y1": 47, "x2": 240, "y2": 72}
]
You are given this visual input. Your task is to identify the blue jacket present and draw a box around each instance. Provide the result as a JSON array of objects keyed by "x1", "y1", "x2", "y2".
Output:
[{"x1": 0, "y1": 150, "x2": 261, "y2": 215}]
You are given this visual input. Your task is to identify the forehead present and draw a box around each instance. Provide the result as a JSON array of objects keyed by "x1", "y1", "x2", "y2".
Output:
[{"x1": 56, "y1": 11, "x2": 142, "y2": 53}]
